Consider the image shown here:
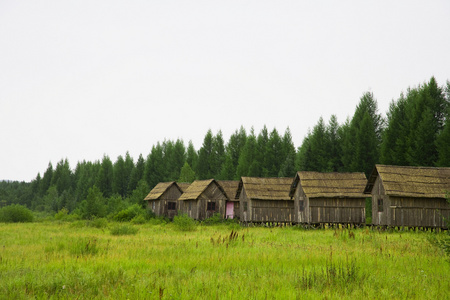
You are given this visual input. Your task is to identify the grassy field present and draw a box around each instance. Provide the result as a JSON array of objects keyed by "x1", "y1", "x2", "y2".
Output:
[{"x1": 0, "y1": 221, "x2": 449, "y2": 299}]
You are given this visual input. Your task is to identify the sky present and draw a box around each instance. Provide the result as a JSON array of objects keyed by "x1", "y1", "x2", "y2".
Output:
[{"x1": 1, "y1": 1, "x2": 449, "y2": 182}]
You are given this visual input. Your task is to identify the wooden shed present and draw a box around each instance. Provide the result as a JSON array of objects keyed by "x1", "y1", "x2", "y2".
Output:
[
  {"x1": 236, "y1": 177, "x2": 294, "y2": 223},
  {"x1": 178, "y1": 179, "x2": 228, "y2": 220},
  {"x1": 144, "y1": 181, "x2": 183, "y2": 219},
  {"x1": 289, "y1": 171, "x2": 367, "y2": 225},
  {"x1": 364, "y1": 165, "x2": 450, "y2": 228},
  {"x1": 217, "y1": 180, "x2": 240, "y2": 219}
]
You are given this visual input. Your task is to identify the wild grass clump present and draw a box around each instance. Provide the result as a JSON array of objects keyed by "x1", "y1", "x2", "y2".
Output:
[
  {"x1": 299, "y1": 257, "x2": 365, "y2": 291},
  {"x1": 69, "y1": 237, "x2": 101, "y2": 256},
  {"x1": 173, "y1": 214, "x2": 197, "y2": 231},
  {"x1": 428, "y1": 234, "x2": 450, "y2": 257},
  {"x1": 0, "y1": 204, "x2": 34, "y2": 223},
  {"x1": 210, "y1": 230, "x2": 244, "y2": 248},
  {"x1": 110, "y1": 224, "x2": 139, "y2": 236},
  {"x1": 68, "y1": 218, "x2": 108, "y2": 229}
]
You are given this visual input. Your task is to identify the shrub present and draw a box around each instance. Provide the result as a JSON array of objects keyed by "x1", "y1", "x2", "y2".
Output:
[
  {"x1": 173, "y1": 214, "x2": 197, "y2": 231},
  {"x1": 113, "y1": 204, "x2": 144, "y2": 222},
  {"x1": 131, "y1": 214, "x2": 146, "y2": 224},
  {"x1": 202, "y1": 213, "x2": 224, "y2": 225},
  {"x1": 110, "y1": 225, "x2": 139, "y2": 236},
  {"x1": 54, "y1": 208, "x2": 69, "y2": 220},
  {"x1": 0, "y1": 204, "x2": 34, "y2": 223}
]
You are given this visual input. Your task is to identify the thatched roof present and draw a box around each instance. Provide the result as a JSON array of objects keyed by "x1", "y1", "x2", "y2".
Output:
[
  {"x1": 364, "y1": 164, "x2": 450, "y2": 198},
  {"x1": 290, "y1": 171, "x2": 367, "y2": 198},
  {"x1": 217, "y1": 180, "x2": 240, "y2": 201},
  {"x1": 237, "y1": 177, "x2": 293, "y2": 201},
  {"x1": 144, "y1": 182, "x2": 181, "y2": 201},
  {"x1": 178, "y1": 179, "x2": 225, "y2": 201},
  {"x1": 177, "y1": 182, "x2": 191, "y2": 192}
]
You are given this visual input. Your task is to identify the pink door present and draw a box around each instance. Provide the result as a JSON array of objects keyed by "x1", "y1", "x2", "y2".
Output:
[{"x1": 226, "y1": 202, "x2": 234, "y2": 219}]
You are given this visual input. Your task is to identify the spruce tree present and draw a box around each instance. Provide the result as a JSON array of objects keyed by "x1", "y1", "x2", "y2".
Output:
[
  {"x1": 178, "y1": 162, "x2": 196, "y2": 183},
  {"x1": 96, "y1": 155, "x2": 114, "y2": 198}
]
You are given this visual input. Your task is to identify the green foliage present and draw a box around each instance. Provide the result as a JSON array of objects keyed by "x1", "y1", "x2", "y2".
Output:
[
  {"x1": 127, "y1": 179, "x2": 149, "y2": 208},
  {"x1": 173, "y1": 213, "x2": 197, "y2": 231},
  {"x1": 81, "y1": 185, "x2": 106, "y2": 219},
  {"x1": 54, "y1": 207, "x2": 69, "y2": 220},
  {"x1": 0, "y1": 204, "x2": 34, "y2": 223},
  {"x1": 113, "y1": 204, "x2": 145, "y2": 222},
  {"x1": 96, "y1": 155, "x2": 114, "y2": 198},
  {"x1": 130, "y1": 214, "x2": 147, "y2": 224},
  {"x1": 110, "y1": 224, "x2": 139, "y2": 236},
  {"x1": 202, "y1": 212, "x2": 224, "y2": 225},
  {"x1": 178, "y1": 162, "x2": 196, "y2": 183}
]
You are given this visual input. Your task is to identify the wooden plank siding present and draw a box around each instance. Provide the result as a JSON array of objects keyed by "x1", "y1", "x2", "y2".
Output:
[
  {"x1": 237, "y1": 177, "x2": 294, "y2": 223},
  {"x1": 291, "y1": 171, "x2": 367, "y2": 225},
  {"x1": 144, "y1": 182, "x2": 183, "y2": 219},
  {"x1": 178, "y1": 179, "x2": 228, "y2": 220},
  {"x1": 366, "y1": 165, "x2": 450, "y2": 228}
]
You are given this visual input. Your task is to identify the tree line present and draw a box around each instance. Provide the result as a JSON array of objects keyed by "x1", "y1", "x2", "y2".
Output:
[{"x1": 1, "y1": 77, "x2": 449, "y2": 217}]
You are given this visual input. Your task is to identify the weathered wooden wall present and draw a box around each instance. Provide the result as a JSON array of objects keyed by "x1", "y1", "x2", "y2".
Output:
[
  {"x1": 308, "y1": 197, "x2": 365, "y2": 224},
  {"x1": 197, "y1": 183, "x2": 227, "y2": 220},
  {"x1": 371, "y1": 175, "x2": 450, "y2": 228},
  {"x1": 293, "y1": 185, "x2": 310, "y2": 223},
  {"x1": 181, "y1": 199, "x2": 199, "y2": 220},
  {"x1": 250, "y1": 199, "x2": 295, "y2": 222},
  {"x1": 239, "y1": 189, "x2": 250, "y2": 222},
  {"x1": 148, "y1": 184, "x2": 182, "y2": 219},
  {"x1": 371, "y1": 175, "x2": 389, "y2": 225},
  {"x1": 387, "y1": 197, "x2": 449, "y2": 228}
]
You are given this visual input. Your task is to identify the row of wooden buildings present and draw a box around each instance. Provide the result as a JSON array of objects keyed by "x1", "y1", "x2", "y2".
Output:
[{"x1": 143, "y1": 165, "x2": 450, "y2": 228}]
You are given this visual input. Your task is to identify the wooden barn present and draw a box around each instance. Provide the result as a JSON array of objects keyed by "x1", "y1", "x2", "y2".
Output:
[
  {"x1": 217, "y1": 180, "x2": 240, "y2": 219},
  {"x1": 289, "y1": 171, "x2": 367, "y2": 225},
  {"x1": 364, "y1": 165, "x2": 450, "y2": 228},
  {"x1": 144, "y1": 182, "x2": 184, "y2": 219},
  {"x1": 178, "y1": 179, "x2": 228, "y2": 220},
  {"x1": 236, "y1": 177, "x2": 294, "y2": 223}
]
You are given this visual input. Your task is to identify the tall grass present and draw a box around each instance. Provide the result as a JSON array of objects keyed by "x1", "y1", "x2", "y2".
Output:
[{"x1": 0, "y1": 223, "x2": 448, "y2": 299}]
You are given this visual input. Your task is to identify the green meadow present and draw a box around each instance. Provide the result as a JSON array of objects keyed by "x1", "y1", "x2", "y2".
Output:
[{"x1": 0, "y1": 221, "x2": 448, "y2": 299}]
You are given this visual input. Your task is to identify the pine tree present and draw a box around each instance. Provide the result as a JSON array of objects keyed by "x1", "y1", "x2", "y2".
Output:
[
  {"x1": 219, "y1": 126, "x2": 247, "y2": 180},
  {"x1": 236, "y1": 128, "x2": 258, "y2": 177},
  {"x1": 380, "y1": 96, "x2": 409, "y2": 165},
  {"x1": 40, "y1": 162, "x2": 54, "y2": 196},
  {"x1": 256, "y1": 126, "x2": 269, "y2": 176},
  {"x1": 178, "y1": 162, "x2": 196, "y2": 183},
  {"x1": 326, "y1": 115, "x2": 342, "y2": 172},
  {"x1": 436, "y1": 114, "x2": 450, "y2": 166},
  {"x1": 265, "y1": 128, "x2": 283, "y2": 177},
  {"x1": 210, "y1": 131, "x2": 226, "y2": 178},
  {"x1": 113, "y1": 155, "x2": 127, "y2": 198},
  {"x1": 128, "y1": 154, "x2": 145, "y2": 194},
  {"x1": 51, "y1": 158, "x2": 73, "y2": 195},
  {"x1": 341, "y1": 92, "x2": 383, "y2": 174},
  {"x1": 96, "y1": 155, "x2": 114, "y2": 198},
  {"x1": 81, "y1": 185, "x2": 106, "y2": 219},
  {"x1": 144, "y1": 143, "x2": 166, "y2": 189},
  {"x1": 186, "y1": 141, "x2": 198, "y2": 174},
  {"x1": 197, "y1": 130, "x2": 214, "y2": 179}
]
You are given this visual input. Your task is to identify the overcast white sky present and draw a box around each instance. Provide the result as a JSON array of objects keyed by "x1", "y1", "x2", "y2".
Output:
[{"x1": 1, "y1": 1, "x2": 449, "y2": 182}]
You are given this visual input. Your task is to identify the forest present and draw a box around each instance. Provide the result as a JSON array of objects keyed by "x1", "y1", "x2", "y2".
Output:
[{"x1": 1, "y1": 77, "x2": 449, "y2": 219}]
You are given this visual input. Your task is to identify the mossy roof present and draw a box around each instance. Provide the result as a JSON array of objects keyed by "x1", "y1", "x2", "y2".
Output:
[
  {"x1": 236, "y1": 177, "x2": 293, "y2": 201},
  {"x1": 144, "y1": 182, "x2": 181, "y2": 201},
  {"x1": 290, "y1": 171, "x2": 367, "y2": 198},
  {"x1": 364, "y1": 164, "x2": 450, "y2": 198}
]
